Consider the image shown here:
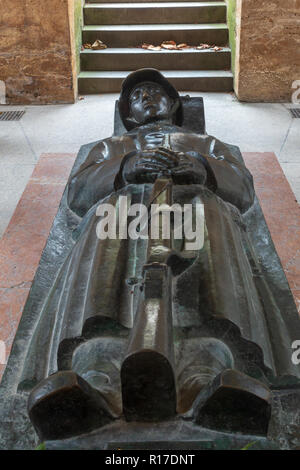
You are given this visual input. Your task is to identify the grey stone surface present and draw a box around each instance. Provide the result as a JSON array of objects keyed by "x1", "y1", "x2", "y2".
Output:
[
  {"x1": 82, "y1": 23, "x2": 229, "y2": 47},
  {"x1": 80, "y1": 48, "x2": 231, "y2": 72},
  {"x1": 78, "y1": 70, "x2": 234, "y2": 93},
  {"x1": 83, "y1": 2, "x2": 227, "y2": 25}
]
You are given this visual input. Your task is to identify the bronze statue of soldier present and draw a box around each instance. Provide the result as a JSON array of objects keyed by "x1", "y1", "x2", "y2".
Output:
[{"x1": 3, "y1": 69, "x2": 300, "y2": 448}]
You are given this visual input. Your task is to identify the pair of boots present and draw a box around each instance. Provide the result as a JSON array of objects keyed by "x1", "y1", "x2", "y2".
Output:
[{"x1": 28, "y1": 366, "x2": 271, "y2": 441}]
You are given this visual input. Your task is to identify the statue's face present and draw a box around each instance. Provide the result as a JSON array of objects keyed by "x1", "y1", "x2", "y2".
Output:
[{"x1": 129, "y1": 81, "x2": 173, "y2": 124}]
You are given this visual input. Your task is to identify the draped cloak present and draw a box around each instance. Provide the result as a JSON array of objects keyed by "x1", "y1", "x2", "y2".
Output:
[{"x1": 18, "y1": 122, "x2": 300, "y2": 390}]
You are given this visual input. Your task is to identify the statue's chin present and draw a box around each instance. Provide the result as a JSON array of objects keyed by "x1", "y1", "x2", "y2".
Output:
[
  {"x1": 128, "y1": 111, "x2": 172, "y2": 128},
  {"x1": 141, "y1": 112, "x2": 171, "y2": 125}
]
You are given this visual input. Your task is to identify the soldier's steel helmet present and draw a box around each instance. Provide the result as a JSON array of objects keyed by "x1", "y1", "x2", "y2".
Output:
[{"x1": 118, "y1": 68, "x2": 183, "y2": 130}]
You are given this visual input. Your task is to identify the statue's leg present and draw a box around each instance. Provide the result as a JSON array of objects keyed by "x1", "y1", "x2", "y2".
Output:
[
  {"x1": 176, "y1": 337, "x2": 272, "y2": 435},
  {"x1": 193, "y1": 369, "x2": 272, "y2": 436},
  {"x1": 71, "y1": 336, "x2": 126, "y2": 416},
  {"x1": 28, "y1": 336, "x2": 126, "y2": 441},
  {"x1": 176, "y1": 337, "x2": 234, "y2": 413},
  {"x1": 28, "y1": 370, "x2": 115, "y2": 441}
]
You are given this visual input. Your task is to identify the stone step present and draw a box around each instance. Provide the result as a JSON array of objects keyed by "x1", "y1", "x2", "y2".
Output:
[
  {"x1": 78, "y1": 70, "x2": 233, "y2": 93},
  {"x1": 82, "y1": 23, "x2": 228, "y2": 47},
  {"x1": 84, "y1": 2, "x2": 226, "y2": 25},
  {"x1": 80, "y1": 47, "x2": 231, "y2": 71}
]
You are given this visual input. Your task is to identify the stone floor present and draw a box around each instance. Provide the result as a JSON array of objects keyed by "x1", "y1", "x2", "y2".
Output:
[{"x1": 0, "y1": 92, "x2": 299, "y2": 238}]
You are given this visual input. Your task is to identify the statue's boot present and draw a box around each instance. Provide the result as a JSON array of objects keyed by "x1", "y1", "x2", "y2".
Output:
[
  {"x1": 28, "y1": 370, "x2": 116, "y2": 441},
  {"x1": 193, "y1": 369, "x2": 272, "y2": 435}
]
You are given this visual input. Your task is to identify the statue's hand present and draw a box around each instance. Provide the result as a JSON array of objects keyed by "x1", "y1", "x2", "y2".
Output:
[
  {"x1": 171, "y1": 153, "x2": 207, "y2": 185},
  {"x1": 122, "y1": 148, "x2": 179, "y2": 184}
]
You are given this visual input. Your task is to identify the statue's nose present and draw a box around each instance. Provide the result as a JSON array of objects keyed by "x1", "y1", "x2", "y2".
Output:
[{"x1": 142, "y1": 90, "x2": 151, "y2": 101}]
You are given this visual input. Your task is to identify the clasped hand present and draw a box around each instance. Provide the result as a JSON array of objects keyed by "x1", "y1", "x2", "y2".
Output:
[{"x1": 123, "y1": 147, "x2": 207, "y2": 185}]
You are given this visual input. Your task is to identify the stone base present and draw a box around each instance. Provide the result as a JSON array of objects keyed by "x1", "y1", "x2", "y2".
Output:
[
  {"x1": 0, "y1": 151, "x2": 299, "y2": 449},
  {"x1": 0, "y1": 151, "x2": 298, "y2": 382},
  {"x1": 44, "y1": 418, "x2": 278, "y2": 450}
]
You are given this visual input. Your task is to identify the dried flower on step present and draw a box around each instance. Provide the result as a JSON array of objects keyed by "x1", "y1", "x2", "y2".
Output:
[
  {"x1": 91, "y1": 40, "x2": 107, "y2": 50},
  {"x1": 177, "y1": 43, "x2": 192, "y2": 50},
  {"x1": 83, "y1": 43, "x2": 93, "y2": 49},
  {"x1": 212, "y1": 46, "x2": 223, "y2": 52},
  {"x1": 161, "y1": 40, "x2": 177, "y2": 50},
  {"x1": 196, "y1": 43, "x2": 211, "y2": 50},
  {"x1": 140, "y1": 43, "x2": 152, "y2": 49},
  {"x1": 162, "y1": 40, "x2": 176, "y2": 46},
  {"x1": 147, "y1": 45, "x2": 162, "y2": 50},
  {"x1": 161, "y1": 44, "x2": 177, "y2": 50}
]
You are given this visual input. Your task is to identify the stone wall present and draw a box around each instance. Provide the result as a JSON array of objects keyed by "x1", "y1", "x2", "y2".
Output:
[
  {"x1": 226, "y1": 0, "x2": 237, "y2": 74},
  {"x1": 0, "y1": 0, "x2": 79, "y2": 104},
  {"x1": 235, "y1": 0, "x2": 300, "y2": 102},
  {"x1": 74, "y1": 0, "x2": 84, "y2": 75}
]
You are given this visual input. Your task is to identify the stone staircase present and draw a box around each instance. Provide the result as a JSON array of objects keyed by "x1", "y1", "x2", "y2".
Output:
[{"x1": 78, "y1": 0, "x2": 233, "y2": 93}]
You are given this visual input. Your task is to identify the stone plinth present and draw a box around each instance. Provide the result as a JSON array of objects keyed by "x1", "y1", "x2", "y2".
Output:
[{"x1": 0, "y1": 152, "x2": 299, "y2": 382}]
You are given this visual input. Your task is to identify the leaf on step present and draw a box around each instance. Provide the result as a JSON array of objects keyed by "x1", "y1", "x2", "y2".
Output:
[
  {"x1": 161, "y1": 40, "x2": 177, "y2": 50},
  {"x1": 177, "y1": 43, "x2": 192, "y2": 49},
  {"x1": 161, "y1": 44, "x2": 177, "y2": 50},
  {"x1": 83, "y1": 43, "x2": 93, "y2": 49},
  {"x1": 196, "y1": 43, "x2": 211, "y2": 50},
  {"x1": 141, "y1": 43, "x2": 152, "y2": 49},
  {"x1": 161, "y1": 40, "x2": 176, "y2": 46},
  {"x1": 91, "y1": 39, "x2": 107, "y2": 50},
  {"x1": 148, "y1": 45, "x2": 162, "y2": 50},
  {"x1": 139, "y1": 40, "x2": 196, "y2": 51},
  {"x1": 195, "y1": 43, "x2": 223, "y2": 51}
]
